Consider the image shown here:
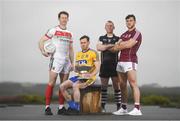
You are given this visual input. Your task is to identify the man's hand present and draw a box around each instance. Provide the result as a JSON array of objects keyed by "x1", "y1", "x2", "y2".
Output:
[
  {"x1": 96, "y1": 42, "x2": 115, "y2": 51},
  {"x1": 70, "y1": 63, "x2": 75, "y2": 72},
  {"x1": 108, "y1": 39, "x2": 122, "y2": 52},
  {"x1": 79, "y1": 82, "x2": 89, "y2": 89},
  {"x1": 109, "y1": 38, "x2": 138, "y2": 52},
  {"x1": 80, "y1": 73, "x2": 92, "y2": 79},
  {"x1": 108, "y1": 44, "x2": 120, "y2": 52},
  {"x1": 107, "y1": 44, "x2": 115, "y2": 47}
]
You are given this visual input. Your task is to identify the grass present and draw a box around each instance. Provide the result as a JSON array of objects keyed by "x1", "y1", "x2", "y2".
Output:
[
  {"x1": 0, "y1": 95, "x2": 45, "y2": 105},
  {"x1": 0, "y1": 94, "x2": 180, "y2": 108}
]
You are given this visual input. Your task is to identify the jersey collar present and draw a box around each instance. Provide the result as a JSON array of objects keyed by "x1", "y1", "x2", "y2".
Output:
[
  {"x1": 106, "y1": 34, "x2": 115, "y2": 38},
  {"x1": 82, "y1": 48, "x2": 90, "y2": 53},
  {"x1": 128, "y1": 28, "x2": 136, "y2": 32},
  {"x1": 58, "y1": 25, "x2": 67, "y2": 30}
]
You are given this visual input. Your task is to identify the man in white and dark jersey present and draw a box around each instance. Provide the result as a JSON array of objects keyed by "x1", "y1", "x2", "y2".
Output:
[
  {"x1": 97, "y1": 21, "x2": 121, "y2": 112},
  {"x1": 110, "y1": 15, "x2": 142, "y2": 116},
  {"x1": 39, "y1": 11, "x2": 74, "y2": 115}
]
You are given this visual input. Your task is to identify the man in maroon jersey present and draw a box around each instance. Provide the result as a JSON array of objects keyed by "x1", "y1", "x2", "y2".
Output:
[{"x1": 110, "y1": 14, "x2": 142, "y2": 116}]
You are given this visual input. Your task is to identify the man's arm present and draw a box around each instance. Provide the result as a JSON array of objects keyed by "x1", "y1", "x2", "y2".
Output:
[
  {"x1": 80, "y1": 61, "x2": 100, "y2": 88},
  {"x1": 80, "y1": 51, "x2": 100, "y2": 87},
  {"x1": 38, "y1": 35, "x2": 50, "y2": 57},
  {"x1": 80, "y1": 61, "x2": 100, "y2": 78},
  {"x1": 90, "y1": 60, "x2": 100, "y2": 77},
  {"x1": 69, "y1": 42, "x2": 74, "y2": 66},
  {"x1": 119, "y1": 38, "x2": 138, "y2": 49},
  {"x1": 109, "y1": 38, "x2": 137, "y2": 52},
  {"x1": 96, "y1": 41, "x2": 115, "y2": 51}
]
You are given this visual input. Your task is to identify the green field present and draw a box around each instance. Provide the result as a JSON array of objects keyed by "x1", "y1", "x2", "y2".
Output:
[{"x1": 0, "y1": 82, "x2": 180, "y2": 108}]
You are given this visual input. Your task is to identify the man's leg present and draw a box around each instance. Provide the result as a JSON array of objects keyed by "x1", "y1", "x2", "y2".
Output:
[
  {"x1": 118, "y1": 72, "x2": 128, "y2": 110},
  {"x1": 45, "y1": 71, "x2": 58, "y2": 115},
  {"x1": 127, "y1": 70, "x2": 140, "y2": 106},
  {"x1": 72, "y1": 81, "x2": 82, "y2": 111},
  {"x1": 100, "y1": 77, "x2": 109, "y2": 112},
  {"x1": 111, "y1": 76, "x2": 121, "y2": 110},
  {"x1": 127, "y1": 70, "x2": 142, "y2": 115},
  {"x1": 60, "y1": 79, "x2": 80, "y2": 111},
  {"x1": 60, "y1": 79, "x2": 73, "y2": 101},
  {"x1": 58, "y1": 73, "x2": 69, "y2": 110},
  {"x1": 112, "y1": 72, "x2": 128, "y2": 115}
]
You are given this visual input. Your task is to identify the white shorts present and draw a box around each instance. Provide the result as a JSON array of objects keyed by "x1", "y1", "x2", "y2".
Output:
[
  {"x1": 49, "y1": 58, "x2": 71, "y2": 74},
  {"x1": 116, "y1": 62, "x2": 137, "y2": 73}
]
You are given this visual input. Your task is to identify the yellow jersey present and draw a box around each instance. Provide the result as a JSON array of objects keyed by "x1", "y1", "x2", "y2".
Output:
[{"x1": 75, "y1": 48, "x2": 99, "y2": 85}]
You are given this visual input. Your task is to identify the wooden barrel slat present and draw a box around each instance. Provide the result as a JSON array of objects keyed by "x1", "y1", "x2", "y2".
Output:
[{"x1": 80, "y1": 85, "x2": 101, "y2": 113}]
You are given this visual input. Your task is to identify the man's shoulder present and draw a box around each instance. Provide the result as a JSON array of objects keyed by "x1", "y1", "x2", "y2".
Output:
[
  {"x1": 50, "y1": 25, "x2": 73, "y2": 33},
  {"x1": 121, "y1": 30, "x2": 129, "y2": 36},
  {"x1": 135, "y1": 29, "x2": 141, "y2": 32},
  {"x1": 76, "y1": 51, "x2": 82, "y2": 55},
  {"x1": 46, "y1": 25, "x2": 58, "y2": 32},
  {"x1": 134, "y1": 29, "x2": 141, "y2": 35},
  {"x1": 99, "y1": 34, "x2": 107, "y2": 40},
  {"x1": 89, "y1": 49, "x2": 98, "y2": 55},
  {"x1": 113, "y1": 34, "x2": 120, "y2": 40}
]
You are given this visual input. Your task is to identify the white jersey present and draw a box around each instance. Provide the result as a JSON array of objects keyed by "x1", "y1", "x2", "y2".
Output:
[{"x1": 45, "y1": 25, "x2": 73, "y2": 62}]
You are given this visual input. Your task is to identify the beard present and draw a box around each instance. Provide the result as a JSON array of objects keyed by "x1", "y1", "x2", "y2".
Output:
[{"x1": 127, "y1": 24, "x2": 135, "y2": 29}]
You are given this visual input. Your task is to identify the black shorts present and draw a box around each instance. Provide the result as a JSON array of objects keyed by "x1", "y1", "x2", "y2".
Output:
[{"x1": 99, "y1": 63, "x2": 118, "y2": 78}]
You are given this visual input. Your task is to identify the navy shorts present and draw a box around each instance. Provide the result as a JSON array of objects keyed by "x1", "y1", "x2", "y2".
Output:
[
  {"x1": 69, "y1": 76, "x2": 80, "y2": 83},
  {"x1": 69, "y1": 76, "x2": 88, "y2": 83}
]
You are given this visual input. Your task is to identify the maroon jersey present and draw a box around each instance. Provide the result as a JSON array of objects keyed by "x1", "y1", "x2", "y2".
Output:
[{"x1": 119, "y1": 29, "x2": 142, "y2": 63}]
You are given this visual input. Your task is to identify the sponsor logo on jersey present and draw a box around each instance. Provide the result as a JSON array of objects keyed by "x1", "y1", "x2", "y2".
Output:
[
  {"x1": 55, "y1": 31, "x2": 72, "y2": 39},
  {"x1": 78, "y1": 60, "x2": 87, "y2": 64}
]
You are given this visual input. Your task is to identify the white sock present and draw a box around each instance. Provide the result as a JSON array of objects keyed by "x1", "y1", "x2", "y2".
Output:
[
  {"x1": 45, "y1": 105, "x2": 50, "y2": 109},
  {"x1": 134, "y1": 102, "x2": 140, "y2": 105},
  {"x1": 59, "y1": 105, "x2": 64, "y2": 109}
]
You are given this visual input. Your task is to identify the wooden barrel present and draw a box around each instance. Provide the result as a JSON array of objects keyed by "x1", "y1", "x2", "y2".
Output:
[{"x1": 80, "y1": 85, "x2": 101, "y2": 113}]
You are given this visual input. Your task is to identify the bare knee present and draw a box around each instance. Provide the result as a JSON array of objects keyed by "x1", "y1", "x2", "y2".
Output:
[
  {"x1": 48, "y1": 80, "x2": 56, "y2": 87},
  {"x1": 60, "y1": 83, "x2": 67, "y2": 92},
  {"x1": 129, "y1": 79, "x2": 137, "y2": 88},
  {"x1": 49, "y1": 72, "x2": 57, "y2": 86}
]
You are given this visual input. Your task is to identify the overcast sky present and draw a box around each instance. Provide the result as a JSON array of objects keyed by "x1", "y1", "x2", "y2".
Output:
[{"x1": 0, "y1": 0, "x2": 180, "y2": 87}]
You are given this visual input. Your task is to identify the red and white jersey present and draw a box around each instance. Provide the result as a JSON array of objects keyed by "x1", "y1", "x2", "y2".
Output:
[
  {"x1": 119, "y1": 29, "x2": 142, "y2": 63},
  {"x1": 45, "y1": 25, "x2": 73, "y2": 61}
]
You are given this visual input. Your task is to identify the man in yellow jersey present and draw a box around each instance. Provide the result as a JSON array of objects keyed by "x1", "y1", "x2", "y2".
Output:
[{"x1": 60, "y1": 35, "x2": 100, "y2": 115}]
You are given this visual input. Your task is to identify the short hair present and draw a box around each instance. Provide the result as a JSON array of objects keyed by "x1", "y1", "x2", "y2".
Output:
[
  {"x1": 80, "y1": 35, "x2": 90, "y2": 42},
  {"x1": 106, "y1": 20, "x2": 114, "y2": 26},
  {"x1": 107, "y1": 20, "x2": 114, "y2": 24},
  {"x1": 58, "y1": 11, "x2": 69, "y2": 19},
  {"x1": 125, "y1": 14, "x2": 136, "y2": 21}
]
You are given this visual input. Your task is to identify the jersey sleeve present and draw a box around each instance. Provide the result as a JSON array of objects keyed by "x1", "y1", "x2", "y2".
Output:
[
  {"x1": 45, "y1": 28, "x2": 56, "y2": 39},
  {"x1": 132, "y1": 30, "x2": 142, "y2": 42},
  {"x1": 119, "y1": 34, "x2": 123, "y2": 40},
  {"x1": 136, "y1": 33, "x2": 142, "y2": 43},
  {"x1": 98, "y1": 36, "x2": 103, "y2": 42},
  {"x1": 115, "y1": 36, "x2": 120, "y2": 43},
  {"x1": 92, "y1": 51, "x2": 99, "y2": 62}
]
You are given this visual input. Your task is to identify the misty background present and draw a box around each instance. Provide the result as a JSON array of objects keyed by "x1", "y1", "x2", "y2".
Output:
[{"x1": 0, "y1": 0, "x2": 180, "y2": 87}]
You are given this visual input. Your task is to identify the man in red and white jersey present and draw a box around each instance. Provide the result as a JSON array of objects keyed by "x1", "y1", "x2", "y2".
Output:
[
  {"x1": 110, "y1": 14, "x2": 142, "y2": 116},
  {"x1": 39, "y1": 11, "x2": 74, "y2": 115}
]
